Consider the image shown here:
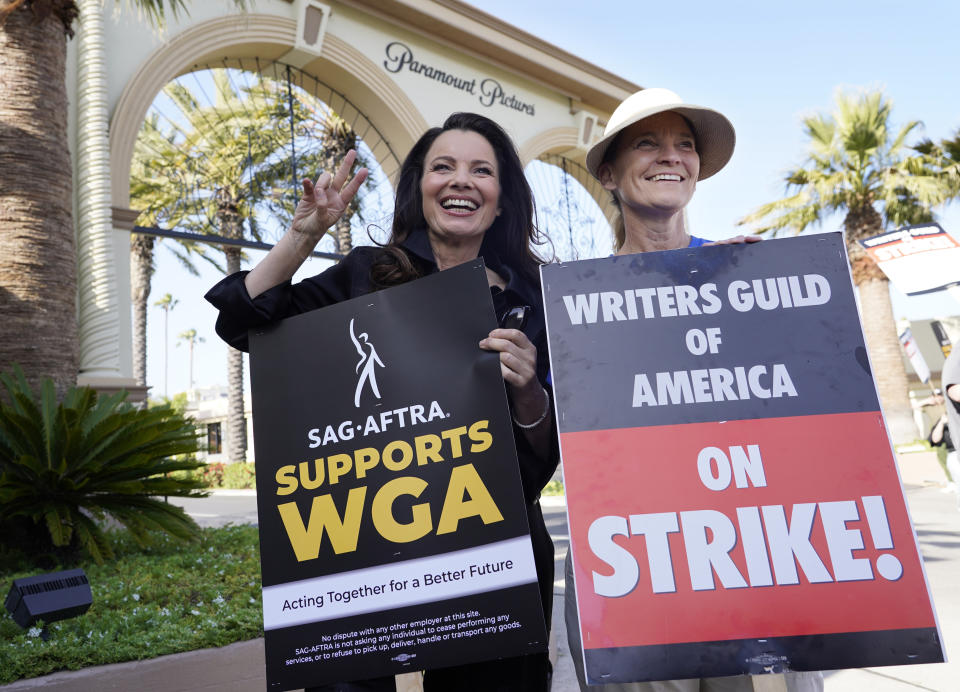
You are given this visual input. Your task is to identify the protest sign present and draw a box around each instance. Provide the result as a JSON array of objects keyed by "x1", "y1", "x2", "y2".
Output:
[
  {"x1": 542, "y1": 233, "x2": 944, "y2": 684},
  {"x1": 859, "y1": 222, "x2": 960, "y2": 295},
  {"x1": 931, "y1": 320, "x2": 953, "y2": 359},
  {"x1": 898, "y1": 327, "x2": 931, "y2": 384},
  {"x1": 249, "y1": 260, "x2": 546, "y2": 691}
]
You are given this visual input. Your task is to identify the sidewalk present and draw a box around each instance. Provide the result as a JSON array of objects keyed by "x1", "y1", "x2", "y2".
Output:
[{"x1": 820, "y1": 450, "x2": 959, "y2": 691}]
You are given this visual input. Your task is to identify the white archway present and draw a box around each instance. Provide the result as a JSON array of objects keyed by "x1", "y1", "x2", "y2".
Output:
[
  {"x1": 69, "y1": 0, "x2": 638, "y2": 393},
  {"x1": 110, "y1": 14, "x2": 427, "y2": 209}
]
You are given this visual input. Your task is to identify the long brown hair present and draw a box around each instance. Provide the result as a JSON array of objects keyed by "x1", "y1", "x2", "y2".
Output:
[{"x1": 371, "y1": 112, "x2": 546, "y2": 286}]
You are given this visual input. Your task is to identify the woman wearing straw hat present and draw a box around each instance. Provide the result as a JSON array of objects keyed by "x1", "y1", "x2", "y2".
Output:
[
  {"x1": 584, "y1": 87, "x2": 755, "y2": 254},
  {"x1": 563, "y1": 87, "x2": 823, "y2": 692}
]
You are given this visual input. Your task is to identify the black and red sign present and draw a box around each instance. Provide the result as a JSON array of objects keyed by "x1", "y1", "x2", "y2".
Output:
[
  {"x1": 542, "y1": 233, "x2": 943, "y2": 683},
  {"x1": 859, "y1": 222, "x2": 960, "y2": 295},
  {"x1": 249, "y1": 260, "x2": 546, "y2": 691}
]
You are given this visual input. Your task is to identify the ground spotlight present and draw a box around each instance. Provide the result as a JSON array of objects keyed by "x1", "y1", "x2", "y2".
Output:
[{"x1": 4, "y1": 568, "x2": 92, "y2": 640}]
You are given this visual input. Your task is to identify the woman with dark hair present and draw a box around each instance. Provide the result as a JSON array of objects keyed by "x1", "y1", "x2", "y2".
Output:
[{"x1": 206, "y1": 112, "x2": 557, "y2": 691}]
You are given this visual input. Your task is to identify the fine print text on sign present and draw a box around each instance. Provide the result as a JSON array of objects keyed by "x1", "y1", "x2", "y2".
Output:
[
  {"x1": 542, "y1": 233, "x2": 943, "y2": 684},
  {"x1": 250, "y1": 260, "x2": 546, "y2": 691}
]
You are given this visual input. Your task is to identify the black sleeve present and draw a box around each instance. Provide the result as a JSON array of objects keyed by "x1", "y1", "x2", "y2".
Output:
[{"x1": 204, "y1": 247, "x2": 379, "y2": 352}]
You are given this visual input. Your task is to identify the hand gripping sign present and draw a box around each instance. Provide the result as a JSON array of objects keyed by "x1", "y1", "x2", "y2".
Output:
[
  {"x1": 542, "y1": 233, "x2": 943, "y2": 684},
  {"x1": 249, "y1": 260, "x2": 546, "y2": 691}
]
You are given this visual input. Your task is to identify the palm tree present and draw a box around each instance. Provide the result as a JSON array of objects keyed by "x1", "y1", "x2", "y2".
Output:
[
  {"x1": 915, "y1": 128, "x2": 960, "y2": 199},
  {"x1": 154, "y1": 293, "x2": 177, "y2": 397},
  {"x1": 130, "y1": 110, "x2": 215, "y2": 390},
  {"x1": 130, "y1": 69, "x2": 350, "y2": 464},
  {"x1": 132, "y1": 72, "x2": 300, "y2": 465},
  {"x1": 130, "y1": 233, "x2": 156, "y2": 388},
  {"x1": 738, "y1": 89, "x2": 956, "y2": 444},
  {"x1": 0, "y1": 2, "x2": 80, "y2": 397},
  {"x1": 130, "y1": 69, "x2": 373, "y2": 463},
  {"x1": 176, "y1": 328, "x2": 204, "y2": 391},
  {"x1": 0, "y1": 0, "x2": 246, "y2": 398}
]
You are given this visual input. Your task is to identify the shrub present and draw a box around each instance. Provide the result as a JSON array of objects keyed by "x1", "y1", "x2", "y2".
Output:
[
  {"x1": 541, "y1": 479, "x2": 564, "y2": 496},
  {"x1": 200, "y1": 461, "x2": 226, "y2": 487},
  {"x1": 0, "y1": 366, "x2": 209, "y2": 564},
  {"x1": 221, "y1": 461, "x2": 256, "y2": 489}
]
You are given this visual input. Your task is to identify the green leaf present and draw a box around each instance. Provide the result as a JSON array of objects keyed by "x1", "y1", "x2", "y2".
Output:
[
  {"x1": 0, "y1": 367, "x2": 205, "y2": 562},
  {"x1": 739, "y1": 87, "x2": 957, "y2": 238}
]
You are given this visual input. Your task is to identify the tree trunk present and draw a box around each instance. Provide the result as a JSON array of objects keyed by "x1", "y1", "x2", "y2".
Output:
[
  {"x1": 0, "y1": 9, "x2": 78, "y2": 396},
  {"x1": 845, "y1": 205, "x2": 917, "y2": 445},
  {"x1": 224, "y1": 246, "x2": 247, "y2": 464},
  {"x1": 187, "y1": 338, "x2": 194, "y2": 391},
  {"x1": 130, "y1": 233, "x2": 155, "y2": 388},
  {"x1": 856, "y1": 278, "x2": 918, "y2": 444},
  {"x1": 334, "y1": 216, "x2": 353, "y2": 253},
  {"x1": 218, "y1": 188, "x2": 247, "y2": 463}
]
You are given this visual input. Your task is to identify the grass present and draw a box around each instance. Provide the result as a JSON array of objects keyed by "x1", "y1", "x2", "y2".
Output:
[
  {"x1": 541, "y1": 479, "x2": 564, "y2": 496},
  {"x1": 0, "y1": 524, "x2": 263, "y2": 684},
  {"x1": 0, "y1": 473, "x2": 564, "y2": 684}
]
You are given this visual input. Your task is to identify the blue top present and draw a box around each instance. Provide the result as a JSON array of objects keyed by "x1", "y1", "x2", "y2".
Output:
[{"x1": 688, "y1": 235, "x2": 709, "y2": 247}]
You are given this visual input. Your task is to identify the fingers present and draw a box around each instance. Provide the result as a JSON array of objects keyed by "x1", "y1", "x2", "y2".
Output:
[
  {"x1": 311, "y1": 150, "x2": 368, "y2": 204},
  {"x1": 307, "y1": 172, "x2": 332, "y2": 200},
  {"x1": 484, "y1": 327, "x2": 532, "y2": 345},
  {"x1": 479, "y1": 328, "x2": 534, "y2": 357},
  {"x1": 705, "y1": 234, "x2": 763, "y2": 246},
  {"x1": 330, "y1": 149, "x2": 357, "y2": 191},
  {"x1": 341, "y1": 167, "x2": 369, "y2": 204},
  {"x1": 480, "y1": 328, "x2": 537, "y2": 388}
]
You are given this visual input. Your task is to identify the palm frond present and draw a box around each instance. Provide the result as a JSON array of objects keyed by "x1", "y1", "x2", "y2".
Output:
[
  {"x1": 740, "y1": 87, "x2": 956, "y2": 237},
  {"x1": 0, "y1": 368, "x2": 207, "y2": 564}
]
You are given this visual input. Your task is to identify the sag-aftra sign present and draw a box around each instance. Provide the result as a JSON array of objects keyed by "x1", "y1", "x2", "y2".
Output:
[{"x1": 249, "y1": 261, "x2": 546, "y2": 691}]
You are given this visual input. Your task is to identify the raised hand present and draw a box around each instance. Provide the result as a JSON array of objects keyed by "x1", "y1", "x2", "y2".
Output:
[
  {"x1": 243, "y1": 151, "x2": 368, "y2": 299},
  {"x1": 291, "y1": 149, "x2": 369, "y2": 242}
]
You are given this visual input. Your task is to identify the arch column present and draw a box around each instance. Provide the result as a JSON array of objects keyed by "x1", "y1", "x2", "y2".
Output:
[{"x1": 74, "y1": 1, "x2": 133, "y2": 391}]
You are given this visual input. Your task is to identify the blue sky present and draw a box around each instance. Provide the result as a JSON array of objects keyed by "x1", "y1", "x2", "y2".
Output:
[{"x1": 145, "y1": 0, "x2": 960, "y2": 398}]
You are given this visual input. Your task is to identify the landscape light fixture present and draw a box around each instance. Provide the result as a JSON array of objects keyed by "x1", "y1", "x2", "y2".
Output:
[{"x1": 4, "y1": 568, "x2": 92, "y2": 640}]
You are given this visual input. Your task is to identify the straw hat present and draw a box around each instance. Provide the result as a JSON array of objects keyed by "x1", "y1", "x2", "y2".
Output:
[{"x1": 586, "y1": 88, "x2": 736, "y2": 181}]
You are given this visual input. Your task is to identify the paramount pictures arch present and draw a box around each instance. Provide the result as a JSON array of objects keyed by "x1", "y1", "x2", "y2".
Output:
[{"x1": 68, "y1": 0, "x2": 636, "y2": 398}]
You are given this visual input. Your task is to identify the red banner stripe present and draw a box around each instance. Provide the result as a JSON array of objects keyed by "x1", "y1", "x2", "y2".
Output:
[{"x1": 562, "y1": 412, "x2": 936, "y2": 649}]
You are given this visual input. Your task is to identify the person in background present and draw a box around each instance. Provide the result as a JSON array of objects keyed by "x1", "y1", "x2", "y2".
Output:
[
  {"x1": 206, "y1": 112, "x2": 558, "y2": 691},
  {"x1": 564, "y1": 87, "x2": 822, "y2": 692},
  {"x1": 938, "y1": 348, "x2": 960, "y2": 508}
]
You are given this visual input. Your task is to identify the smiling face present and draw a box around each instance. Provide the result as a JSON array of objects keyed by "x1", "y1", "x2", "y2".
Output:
[
  {"x1": 599, "y1": 111, "x2": 700, "y2": 218},
  {"x1": 420, "y1": 129, "x2": 501, "y2": 250}
]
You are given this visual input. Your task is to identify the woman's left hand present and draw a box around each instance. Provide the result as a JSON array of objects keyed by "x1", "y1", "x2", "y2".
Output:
[
  {"x1": 480, "y1": 328, "x2": 546, "y2": 420},
  {"x1": 705, "y1": 234, "x2": 763, "y2": 246}
]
